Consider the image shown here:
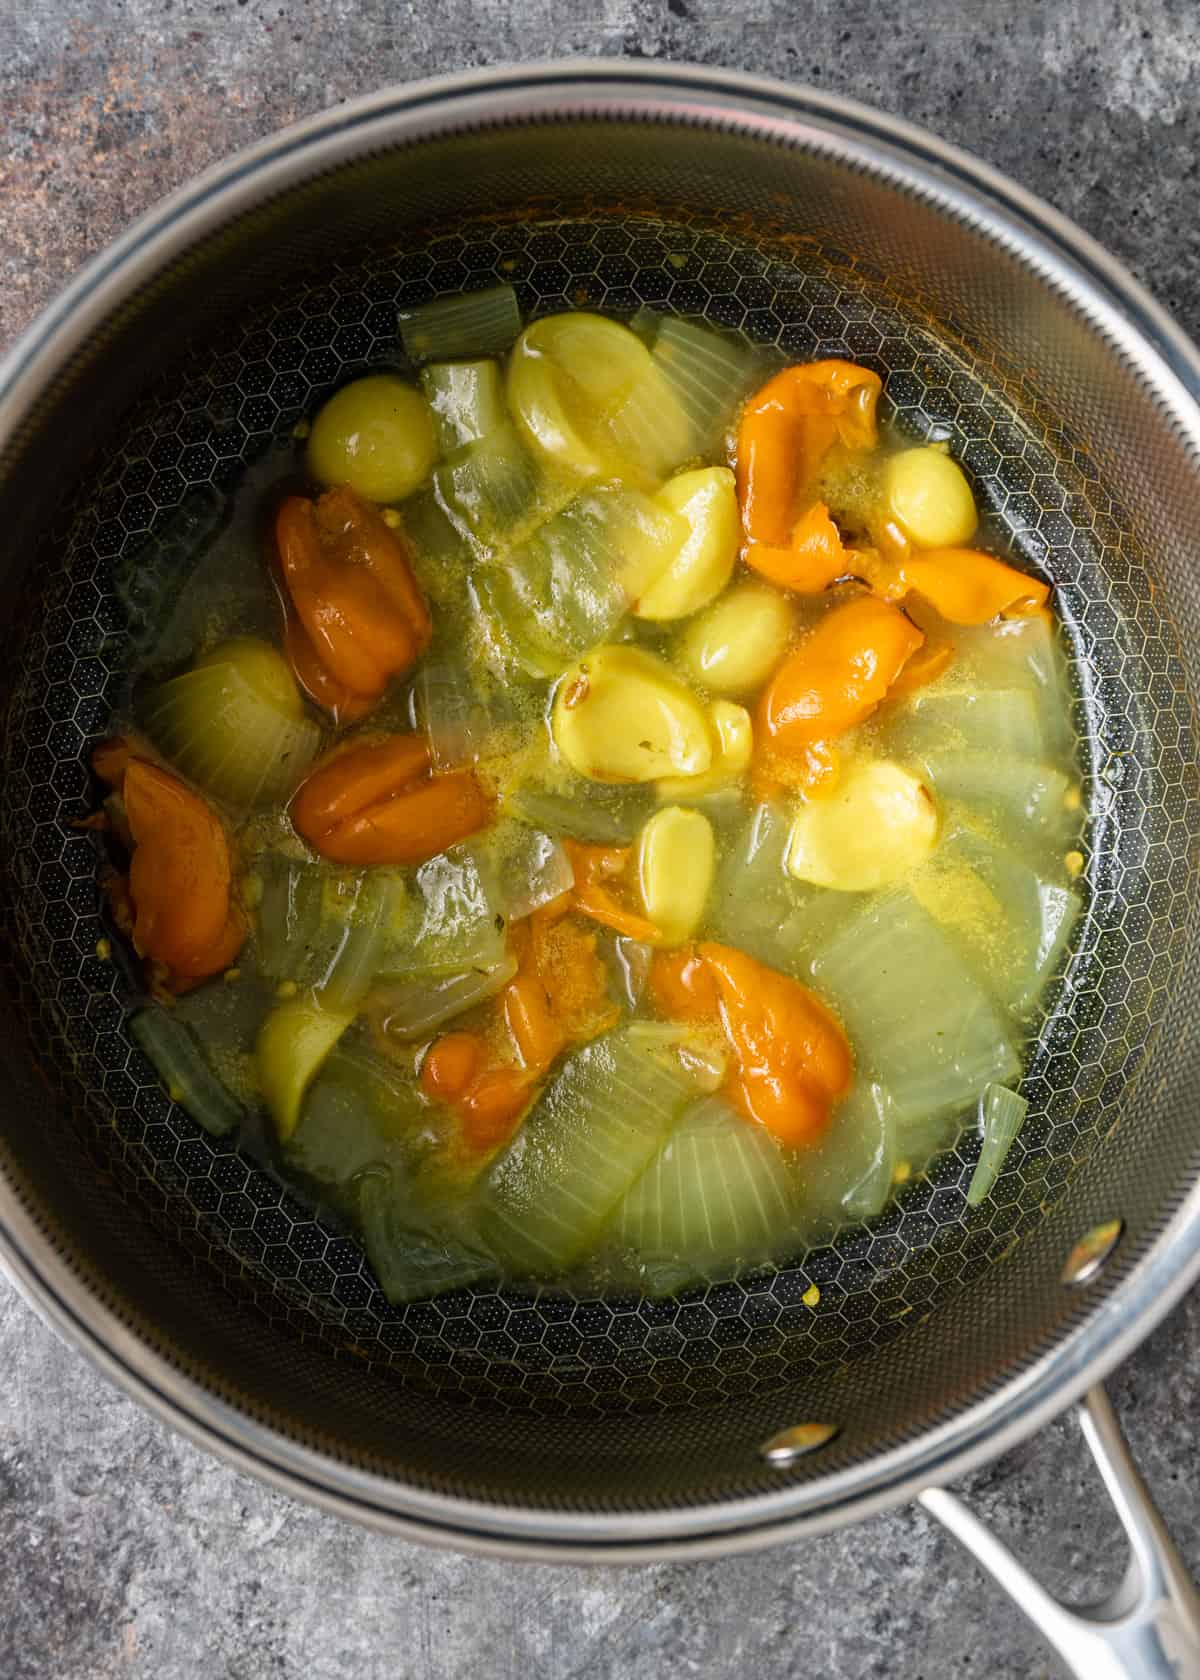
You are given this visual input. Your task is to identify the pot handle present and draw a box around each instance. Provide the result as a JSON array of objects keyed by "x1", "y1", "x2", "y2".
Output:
[{"x1": 920, "y1": 1386, "x2": 1200, "y2": 1678}]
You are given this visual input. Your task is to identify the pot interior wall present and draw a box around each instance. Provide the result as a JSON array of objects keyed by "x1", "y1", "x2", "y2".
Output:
[{"x1": 1, "y1": 106, "x2": 1198, "y2": 1521}]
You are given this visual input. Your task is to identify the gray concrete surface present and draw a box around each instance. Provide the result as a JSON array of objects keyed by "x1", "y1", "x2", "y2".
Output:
[{"x1": 2, "y1": 2, "x2": 1199, "y2": 1675}]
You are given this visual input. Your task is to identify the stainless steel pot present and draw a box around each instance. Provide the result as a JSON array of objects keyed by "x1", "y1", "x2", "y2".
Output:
[{"x1": 0, "y1": 62, "x2": 1198, "y2": 1679}]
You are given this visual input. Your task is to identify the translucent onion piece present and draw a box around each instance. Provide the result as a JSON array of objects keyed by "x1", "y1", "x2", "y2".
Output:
[
  {"x1": 888, "y1": 685, "x2": 1044, "y2": 762},
  {"x1": 480, "y1": 1028, "x2": 695, "y2": 1273},
  {"x1": 130, "y1": 1007, "x2": 245, "y2": 1137},
  {"x1": 966, "y1": 1083, "x2": 1029, "y2": 1207},
  {"x1": 607, "y1": 935, "x2": 654, "y2": 1013},
  {"x1": 650, "y1": 315, "x2": 764, "y2": 457},
  {"x1": 253, "y1": 856, "x2": 325, "y2": 984},
  {"x1": 419, "y1": 358, "x2": 508, "y2": 453},
  {"x1": 143, "y1": 657, "x2": 322, "y2": 807},
  {"x1": 489, "y1": 821, "x2": 575, "y2": 921},
  {"x1": 288, "y1": 1041, "x2": 429, "y2": 1193},
  {"x1": 317, "y1": 872, "x2": 409, "y2": 1012},
  {"x1": 707, "y1": 802, "x2": 854, "y2": 975},
  {"x1": 919, "y1": 826, "x2": 1082, "y2": 1017},
  {"x1": 368, "y1": 955, "x2": 518, "y2": 1044},
  {"x1": 811, "y1": 889, "x2": 1021, "y2": 1133},
  {"x1": 379, "y1": 843, "x2": 507, "y2": 980},
  {"x1": 253, "y1": 859, "x2": 408, "y2": 1009},
  {"x1": 398, "y1": 284, "x2": 521, "y2": 362},
  {"x1": 952, "y1": 615, "x2": 1075, "y2": 757},
  {"x1": 615, "y1": 1095, "x2": 796, "y2": 1275},
  {"x1": 433, "y1": 424, "x2": 543, "y2": 551},
  {"x1": 359, "y1": 1170, "x2": 496, "y2": 1303},
  {"x1": 415, "y1": 656, "x2": 519, "y2": 770},
  {"x1": 919, "y1": 750, "x2": 1072, "y2": 843},
  {"x1": 504, "y1": 781, "x2": 653, "y2": 845},
  {"x1": 800, "y1": 1081, "x2": 896, "y2": 1232},
  {"x1": 474, "y1": 483, "x2": 682, "y2": 678}
]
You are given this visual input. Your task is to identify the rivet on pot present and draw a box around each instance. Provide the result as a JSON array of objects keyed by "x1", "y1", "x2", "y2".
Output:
[
  {"x1": 1061, "y1": 1217, "x2": 1124, "y2": 1287},
  {"x1": 760, "y1": 1422, "x2": 840, "y2": 1467}
]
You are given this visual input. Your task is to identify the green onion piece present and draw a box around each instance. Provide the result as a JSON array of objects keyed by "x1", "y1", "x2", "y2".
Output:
[
  {"x1": 966, "y1": 1083, "x2": 1029, "y2": 1206},
  {"x1": 398, "y1": 284, "x2": 522, "y2": 362},
  {"x1": 419, "y1": 359, "x2": 508, "y2": 453},
  {"x1": 488, "y1": 820, "x2": 575, "y2": 921},
  {"x1": 130, "y1": 1008, "x2": 244, "y2": 1137},
  {"x1": 359, "y1": 1170, "x2": 496, "y2": 1303},
  {"x1": 480, "y1": 1027, "x2": 696, "y2": 1273},
  {"x1": 367, "y1": 955, "x2": 517, "y2": 1044},
  {"x1": 504, "y1": 780, "x2": 653, "y2": 845},
  {"x1": 415, "y1": 655, "x2": 520, "y2": 770}
]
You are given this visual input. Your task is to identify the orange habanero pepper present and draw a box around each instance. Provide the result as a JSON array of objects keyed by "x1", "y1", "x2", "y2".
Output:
[
  {"x1": 420, "y1": 909, "x2": 614, "y2": 1156},
  {"x1": 648, "y1": 943, "x2": 852, "y2": 1147},
  {"x1": 560, "y1": 839, "x2": 662, "y2": 943},
  {"x1": 894, "y1": 548, "x2": 1050, "y2": 626},
  {"x1": 290, "y1": 734, "x2": 488, "y2": 867},
  {"x1": 274, "y1": 486, "x2": 431, "y2": 721},
  {"x1": 108, "y1": 754, "x2": 246, "y2": 988},
  {"x1": 755, "y1": 594, "x2": 924, "y2": 791},
  {"x1": 744, "y1": 501, "x2": 854, "y2": 595},
  {"x1": 737, "y1": 361, "x2": 882, "y2": 549}
]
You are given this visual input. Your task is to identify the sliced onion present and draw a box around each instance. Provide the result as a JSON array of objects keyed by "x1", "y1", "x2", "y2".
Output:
[
  {"x1": 966, "y1": 1083, "x2": 1029, "y2": 1207},
  {"x1": 398, "y1": 284, "x2": 521, "y2": 362},
  {"x1": 367, "y1": 955, "x2": 518, "y2": 1044},
  {"x1": 130, "y1": 1007, "x2": 244, "y2": 1137}
]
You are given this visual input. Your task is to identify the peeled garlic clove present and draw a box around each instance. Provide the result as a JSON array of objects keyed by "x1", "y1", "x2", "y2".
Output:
[
  {"x1": 786, "y1": 760, "x2": 938, "y2": 892},
  {"x1": 658, "y1": 700, "x2": 752, "y2": 800},
  {"x1": 635, "y1": 467, "x2": 739, "y2": 621},
  {"x1": 256, "y1": 998, "x2": 355, "y2": 1141},
  {"x1": 551, "y1": 646, "x2": 715, "y2": 784},
  {"x1": 636, "y1": 805, "x2": 716, "y2": 945},
  {"x1": 882, "y1": 447, "x2": 978, "y2": 549},
  {"x1": 678, "y1": 580, "x2": 796, "y2": 696}
]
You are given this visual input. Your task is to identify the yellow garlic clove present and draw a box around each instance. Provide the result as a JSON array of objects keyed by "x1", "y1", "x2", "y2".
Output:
[
  {"x1": 882, "y1": 447, "x2": 978, "y2": 549},
  {"x1": 677, "y1": 579, "x2": 796, "y2": 696},
  {"x1": 635, "y1": 466, "x2": 739, "y2": 621},
  {"x1": 786, "y1": 760, "x2": 939, "y2": 892},
  {"x1": 658, "y1": 700, "x2": 752, "y2": 800},
  {"x1": 551, "y1": 646, "x2": 715, "y2": 784},
  {"x1": 636, "y1": 805, "x2": 716, "y2": 945},
  {"x1": 256, "y1": 998, "x2": 355, "y2": 1141},
  {"x1": 307, "y1": 375, "x2": 437, "y2": 503}
]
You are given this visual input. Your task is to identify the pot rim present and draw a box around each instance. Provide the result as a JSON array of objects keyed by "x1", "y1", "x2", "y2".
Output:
[{"x1": 2, "y1": 59, "x2": 1199, "y2": 1557}]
